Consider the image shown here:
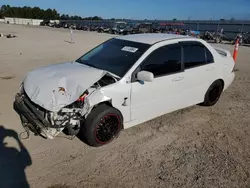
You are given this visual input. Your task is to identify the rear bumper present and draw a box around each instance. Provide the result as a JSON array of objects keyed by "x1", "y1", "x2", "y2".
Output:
[
  {"x1": 224, "y1": 72, "x2": 235, "y2": 90},
  {"x1": 13, "y1": 93, "x2": 51, "y2": 137}
]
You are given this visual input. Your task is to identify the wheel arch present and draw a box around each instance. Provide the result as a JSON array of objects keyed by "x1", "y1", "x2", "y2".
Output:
[
  {"x1": 217, "y1": 79, "x2": 225, "y2": 90},
  {"x1": 91, "y1": 100, "x2": 124, "y2": 129},
  {"x1": 200, "y1": 78, "x2": 225, "y2": 107},
  {"x1": 207, "y1": 79, "x2": 225, "y2": 92}
]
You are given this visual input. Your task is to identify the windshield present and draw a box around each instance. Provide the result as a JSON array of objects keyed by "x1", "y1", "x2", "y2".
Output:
[{"x1": 76, "y1": 38, "x2": 150, "y2": 77}]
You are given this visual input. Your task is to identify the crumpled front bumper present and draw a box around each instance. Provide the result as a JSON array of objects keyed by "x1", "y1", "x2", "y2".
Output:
[{"x1": 13, "y1": 93, "x2": 52, "y2": 138}]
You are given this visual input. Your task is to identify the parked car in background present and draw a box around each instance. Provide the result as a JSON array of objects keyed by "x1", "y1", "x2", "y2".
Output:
[
  {"x1": 89, "y1": 25, "x2": 98, "y2": 31},
  {"x1": 40, "y1": 20, "x2": 50, "y2": 26},
  {"x1": 202, "y1": 30, "x2": 225, "y2": 43},
  {"x1": 97, "y1": 24, "x2": 111, "y2": 33},
  {"x1": 233, "y1": 32, "x2": 250, "y2": 45},
  {"x1": 185, "y1": 30, "x2": 201, "y2": 38},
  {"x1": 69, "y1": 24, "x2": 76, "y2": 30},
  {"x1": 151, "y1": 22, "x2": 167, "y2": 33},
  {"x1": 14, "y1": 34, "x2": 235, "y2": 147},
  {"x1": 76, "y1": 24, "x2": 84, "y2": 30},
  {"x1": 59, "y1": 22, "x2": 69, "y2": 28},
  {"x1": 213, "y1": 30, "x2": 225, "y2": 43},
  {"x1": 137, "y1": 22, "x2": 153, "y2": 33},
  {"x1": 110, "y1": 21, "x2": 127, "y2": 34},
  {"x1": 122, "y1": 25, "x2": 134, "y2": 35},
  {"x1": 122, "y1": 22, "x2": 140, "y2": 35},
  {"x1": 202, "y1": 31, "x2": 215, "y2": 41}
]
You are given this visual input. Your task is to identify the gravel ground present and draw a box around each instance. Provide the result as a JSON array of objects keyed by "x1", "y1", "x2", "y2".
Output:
[{"x1": 0, "y1": 23, "x2": 250, "y2": 188}]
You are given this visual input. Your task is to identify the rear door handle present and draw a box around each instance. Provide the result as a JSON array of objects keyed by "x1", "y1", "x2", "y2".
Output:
[
  {"x1": 206, "y1": 67, "x2": 215, "y2": 71},
  {"x1": 172, "y1": 77, "x2": 184, "y2": 82}
]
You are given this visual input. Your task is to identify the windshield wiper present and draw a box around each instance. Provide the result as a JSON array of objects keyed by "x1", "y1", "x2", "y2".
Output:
[
  {"x1": 83, "y1": 63, "x2": 100, "y2": 69},
  {"x1": 106, "y1": 71, "x2": 120, "y2": 79},
  {"x1": 76, "y1": 60, "x2": 100, "y2": 70}
]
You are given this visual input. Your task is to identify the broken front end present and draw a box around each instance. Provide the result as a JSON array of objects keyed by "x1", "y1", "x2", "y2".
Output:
[{"x1": 13, "y1": 74, "x2": 116, "y2": 139}]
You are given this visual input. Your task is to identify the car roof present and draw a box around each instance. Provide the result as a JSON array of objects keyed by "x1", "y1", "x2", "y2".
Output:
[{"x1": 116, "y1": 33, "x2": 192, "y2": 45}]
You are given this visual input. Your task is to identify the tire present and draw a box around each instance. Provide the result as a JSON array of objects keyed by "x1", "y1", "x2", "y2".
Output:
[
  {"x1": 79, "y1": 104, "x2": 123, "y2": 147},
  {"x1": 201, "y1": 80, "x2": 224, "y2": 106}
]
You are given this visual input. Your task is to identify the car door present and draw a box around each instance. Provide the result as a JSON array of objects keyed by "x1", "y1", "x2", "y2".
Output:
[
  {"x1": 130, "y1": 43, "x2": 187, "y2": 124},
  {"x1": 179, "y1": 41, "x2": 216, "y2": 106}
]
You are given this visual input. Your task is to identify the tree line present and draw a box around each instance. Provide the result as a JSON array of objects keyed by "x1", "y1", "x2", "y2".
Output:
[{"x1": 0, "y1": 5, "x2": 103, "y2": 20}]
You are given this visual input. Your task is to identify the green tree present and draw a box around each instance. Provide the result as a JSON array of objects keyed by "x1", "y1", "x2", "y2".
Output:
[
  {"x1": 0, "y1": 4, "x2": 103, "y2": 20},
  {"x1": 0, "y1": 5, "x2": 60, "y2": 19},
  {"x1": 92, "y1": 16, "x2": 103, "y2": 20}
]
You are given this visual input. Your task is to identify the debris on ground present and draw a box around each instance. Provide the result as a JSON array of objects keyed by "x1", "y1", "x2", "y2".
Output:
[
  {"x1": 0, "y1": 76, "x2": 15, "y2": 80},
  {"x1": 47, "y1": 184, "x2": 75, "y2": 188},
  {"x1": 0, "y1": 34, "x2": 18, "y2": 38},
  {"x1": 6, "y1": 34, "x2": 17, "y2": 38}
]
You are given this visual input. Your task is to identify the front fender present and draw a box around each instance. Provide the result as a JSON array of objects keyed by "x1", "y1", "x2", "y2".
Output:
[
  {"x1": 87, "y1": 89, "x2": 111, "y2": 107},
  {"x1": 83, "y1": 89, "x2": 111, "y2": 117}
]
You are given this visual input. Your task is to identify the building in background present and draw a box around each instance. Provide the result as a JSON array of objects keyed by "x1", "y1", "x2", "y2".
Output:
[
  {"x1": 4, "y1": 17, "x2": 59, "y2": 26},
  {"x1": 4, "y1": 17, "x2": 43, "y2": 25}
]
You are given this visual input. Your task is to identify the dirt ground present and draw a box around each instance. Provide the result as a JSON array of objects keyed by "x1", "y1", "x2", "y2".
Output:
[{"x1": 0, "y1": 23, "x2": 250, "y2": 188}]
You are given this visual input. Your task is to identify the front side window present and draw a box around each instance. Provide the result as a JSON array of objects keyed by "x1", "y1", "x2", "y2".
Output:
[
  {"x1": 76, "y1": 38, "x2": 150, "y2": 77},
  {"x1": 140, "y1": 44, "x2": 182, "y2": 77}
]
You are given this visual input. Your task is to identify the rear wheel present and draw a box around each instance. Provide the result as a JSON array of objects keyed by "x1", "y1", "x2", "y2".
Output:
[
  {"x1": 201, "y1": 80, "x2": 224, "y2": 106},
  {"x1": 79, "y1": 104, "x2": 123, "y2": 147}
]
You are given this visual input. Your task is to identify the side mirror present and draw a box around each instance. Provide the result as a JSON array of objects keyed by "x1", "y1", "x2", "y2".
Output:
[{"x1": 137, "y1": 71, "x2": 154, "y2": 82}]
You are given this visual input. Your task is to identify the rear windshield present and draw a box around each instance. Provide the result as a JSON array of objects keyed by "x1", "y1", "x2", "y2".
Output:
[{"x1": 76, "y1": 38, "x2": 150, "y2": 77}]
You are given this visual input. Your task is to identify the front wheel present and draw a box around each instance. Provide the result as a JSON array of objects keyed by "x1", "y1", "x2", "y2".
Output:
[
  {"x1": 200, "y1": 80, "x2": 224, "y2": 106},
  {"x1": 79, "y1": 104, "x2": 123, "y2": 147}
]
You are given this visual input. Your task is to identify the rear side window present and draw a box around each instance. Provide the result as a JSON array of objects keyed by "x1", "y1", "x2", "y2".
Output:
[
  {"x1": 183, "y1": 42, "x2": 214, "y2": 69},
  {"x1": 205, "y1": 48, "x2": 214, "y2": 63},
  {"x1": 141, "y1": 44, "x2": 182, "y2": 77}
]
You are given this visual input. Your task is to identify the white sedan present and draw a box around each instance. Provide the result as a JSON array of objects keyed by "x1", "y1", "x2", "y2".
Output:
[{"x1": 14, "y1": 34, "x2": 235, "y2": 147}]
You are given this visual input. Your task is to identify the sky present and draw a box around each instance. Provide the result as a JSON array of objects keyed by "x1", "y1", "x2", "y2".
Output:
[{"x1": 0, "y1": 0, "x2": 250, "y2": 20}]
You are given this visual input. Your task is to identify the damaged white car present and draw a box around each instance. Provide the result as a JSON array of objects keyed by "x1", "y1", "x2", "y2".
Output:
[{"x1": 14, "y1": 34, "x2": 235, "y2": 147}]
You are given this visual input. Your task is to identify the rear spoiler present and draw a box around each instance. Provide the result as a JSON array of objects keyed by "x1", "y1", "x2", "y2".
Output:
[{"x1": 212, "y1": 46, "x2": 231, "y2": 57}]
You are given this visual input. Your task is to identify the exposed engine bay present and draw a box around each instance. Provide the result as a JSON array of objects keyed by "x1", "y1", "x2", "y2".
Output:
[{"x1": 15, "y1": 73, "x2": 118, "y2": 139}]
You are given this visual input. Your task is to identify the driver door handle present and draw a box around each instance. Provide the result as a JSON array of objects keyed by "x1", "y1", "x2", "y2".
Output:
[{"x1": 172, "y1": 76, "x2": 184, "y2": 82}]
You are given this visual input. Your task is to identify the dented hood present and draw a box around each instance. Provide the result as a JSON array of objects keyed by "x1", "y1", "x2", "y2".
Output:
[{"x1": 23, "y1": 62, "x2": 106, "y2": 112}]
